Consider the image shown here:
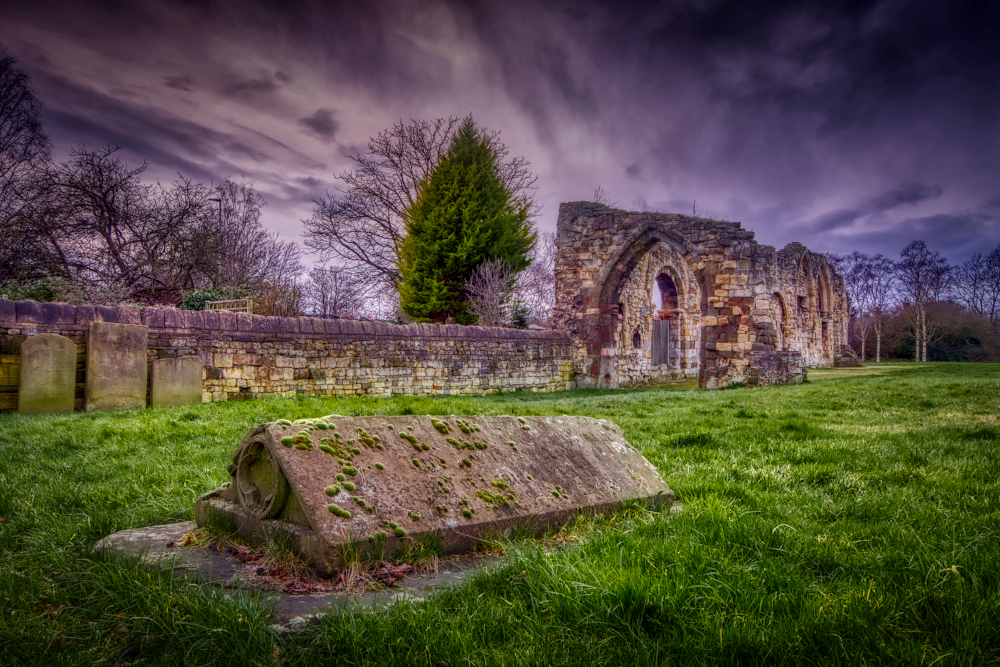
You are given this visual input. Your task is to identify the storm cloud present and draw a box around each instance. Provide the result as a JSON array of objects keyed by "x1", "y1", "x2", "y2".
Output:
[{"x1": 2, "y1": 0, "x2": 997, "y2": 261}]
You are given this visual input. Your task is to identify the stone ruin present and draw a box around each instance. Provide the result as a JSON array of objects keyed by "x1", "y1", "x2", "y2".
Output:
[
  {"x1": 552, "y1": 202, "x2": 853, "y2": 388},
  {"x1": 196, "y1": 414, "x2": 673, "y2": 576}
]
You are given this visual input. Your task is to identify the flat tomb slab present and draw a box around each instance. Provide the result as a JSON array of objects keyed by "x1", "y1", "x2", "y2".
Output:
[
  {"x1": 95, "y1": 521, "x2": 490, "y2": 625},
  {"x1": 18, "y1": 333, "x2": 76, "y2": 414},
  {"x1": 196, "y1": 415, "x2": 674, "y2": 575}
]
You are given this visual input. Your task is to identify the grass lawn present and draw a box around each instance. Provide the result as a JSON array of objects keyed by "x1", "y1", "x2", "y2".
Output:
[{"x1": 1, "y1": 362, "x2": 998, "y2": 666}]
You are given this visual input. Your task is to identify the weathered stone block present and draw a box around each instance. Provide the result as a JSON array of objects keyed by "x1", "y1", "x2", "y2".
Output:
[
  {"x1": 15, "y1": 300, "x2": 43, "y2": 323},
  {"x1": 196, "y1": 415, "x2": 673, "y2": 576},
  {"x1": 85, "y1": 321, "x2": 149, "y2": 411},
  {"x1": 18, "y1": 333, "x2": 77, "y2": 414},
  {"x1": 150, "y1": 356, "x2": 203, "y2": 408}
]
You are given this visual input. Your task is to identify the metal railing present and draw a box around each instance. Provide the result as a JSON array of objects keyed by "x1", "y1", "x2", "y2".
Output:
[{"x1": 205, "y1": 298, "x2": 253, "y2": 314}]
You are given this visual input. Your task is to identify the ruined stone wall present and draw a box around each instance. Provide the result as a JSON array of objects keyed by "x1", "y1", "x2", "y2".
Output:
[
  {"x1": 552, "y1": 202, "x2": 849, "y2": 388},
  {"x1": 0, "y1": 299, "x2": 574, "y2": 410}
]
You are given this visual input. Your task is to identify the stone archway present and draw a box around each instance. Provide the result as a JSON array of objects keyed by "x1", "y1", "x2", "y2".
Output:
[{"x1": 595, "y1": 230, "x2": 706, "y2": 388}]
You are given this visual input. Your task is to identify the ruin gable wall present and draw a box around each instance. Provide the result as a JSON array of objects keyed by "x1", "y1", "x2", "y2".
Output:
[{"x1": 552, "y1": 202, "x2": 849, "y2": 388}]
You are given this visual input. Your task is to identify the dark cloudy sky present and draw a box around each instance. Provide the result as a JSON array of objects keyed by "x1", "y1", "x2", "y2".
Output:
[{"x1": 3, "y1": 0, "x2": 999, "y2": 262}]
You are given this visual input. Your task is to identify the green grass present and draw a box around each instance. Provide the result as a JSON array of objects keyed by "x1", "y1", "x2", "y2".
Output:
[{"x1": 1, "y1": 363, "x2": 999, "y2": 665}]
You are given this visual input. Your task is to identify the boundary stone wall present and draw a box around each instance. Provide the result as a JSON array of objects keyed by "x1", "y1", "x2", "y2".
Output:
[{"x1": 0, "y1": 299, "x2": 575, "y2": 410}]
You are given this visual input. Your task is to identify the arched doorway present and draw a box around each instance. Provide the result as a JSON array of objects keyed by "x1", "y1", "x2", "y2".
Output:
[{"x1": 651, "y1": 272, "x2": 679, "y2": 368}]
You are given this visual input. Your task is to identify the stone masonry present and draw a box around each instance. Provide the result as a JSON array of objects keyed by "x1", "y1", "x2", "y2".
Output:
[
  {"x1": 0, "y1": 299, "x2": 574, "y2": 410},
  {"x1": 552, "y1": 202, "x2": 850, "y2": 388}
]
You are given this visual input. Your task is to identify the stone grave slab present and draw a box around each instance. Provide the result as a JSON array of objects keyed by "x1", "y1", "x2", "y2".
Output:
[
  {"x1": 18, "y1": 333, "x2": 77, "y2": 414},
  {"x1": 85, "y1": 321, "x2": 148, "y2": 411},
  {"x1": 196, "y1": 415, "x2": 674, "y2": 576},
  {"x1": 150, "y1": 356, "x2": 203, "y2": 408}
]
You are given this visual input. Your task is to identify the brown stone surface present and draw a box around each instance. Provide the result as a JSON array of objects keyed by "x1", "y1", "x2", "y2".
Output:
[
  {"x1": 150, "y1": 356, "x2": 204, "y2": 407},
  {"x1": 85, "y1": 321, "x2": 149, "y2": 411},
  {"x1": 197, "y1": 415, "x2": 673, "y2": 575},
  {"x1": 17, "y1": 333, "x2": 77, "y2": 414}
]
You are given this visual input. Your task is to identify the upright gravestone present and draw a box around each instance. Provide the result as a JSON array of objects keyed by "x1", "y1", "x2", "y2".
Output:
[
  {"x1": 150, "y1": 356, "x2": 203, "y2": 408},
  {"x1": 18, "y1": 334, "x2": 77, "y2": 414},
  {"x1": 86, "y1": 321, "x2": 148, "y2": 411}
]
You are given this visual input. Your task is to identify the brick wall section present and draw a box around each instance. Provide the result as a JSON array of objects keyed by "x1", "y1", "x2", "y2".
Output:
[{"x1": 0, "y1": 299, "x2": 575, "y2": 409}]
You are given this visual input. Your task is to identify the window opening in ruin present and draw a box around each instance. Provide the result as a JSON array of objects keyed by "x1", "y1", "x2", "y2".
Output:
[
  {"x1": 632, "y1": 328, "x2": 642, "y2": 349},
  {"x1": 797, "y1": 295, "x2": 807, "y2": 314},
  {"x1": 653, "y1": 273, "x2": 678, "y2": 314}
]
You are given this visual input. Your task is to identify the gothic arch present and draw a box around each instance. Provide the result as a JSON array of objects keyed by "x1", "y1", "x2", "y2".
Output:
[{"x1": 595, "y1": 227, "x2": 707, "y2": 386}]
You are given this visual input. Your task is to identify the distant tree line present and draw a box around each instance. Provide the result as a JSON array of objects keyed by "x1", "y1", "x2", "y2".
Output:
[{"x1": 830, "y1": 241, "x2": 1000, "y2": 362}]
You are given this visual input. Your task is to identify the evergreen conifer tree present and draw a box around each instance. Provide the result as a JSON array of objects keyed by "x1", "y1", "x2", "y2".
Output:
[{"x1": 399, "y1": 117, "x2": 534, "y2": 324}]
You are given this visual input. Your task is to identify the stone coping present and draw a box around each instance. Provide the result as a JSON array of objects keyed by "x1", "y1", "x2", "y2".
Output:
[{"x1": 0, "y1": 299, "x2": 570, "y2": 342}]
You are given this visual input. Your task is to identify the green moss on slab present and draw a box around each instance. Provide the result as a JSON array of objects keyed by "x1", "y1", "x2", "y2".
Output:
[
  {"x1": 473, "y1": 441, "x2": 488, "y2": 450},
  {"x1": 324, "y1": 485, "x2": 341, "y2": 496},
  {"x1": 475, "y1": 489, "x2": 513, "y2": 507},
  {"x1": 461, "y1": 509, "x2": 473, "y2": 519},
  {"x1": 336, "y1": 473, "x2": 346, "y2": 482},
  {"x1": 342, "y1": 482, "x2": 356, "y2": 492},
  {"x1": 393, "y1": 527, "x2": 406, "y2": 538},
  {"x1": 431, "y1": 419, "x2": 450, "y2": 435},
  {"x1": 342, "y1": 466, "x2": 357, "y2": 476},
  {"x1": 353, "y1": 496, "x2": 367, "y2": 507},
  {"x1": 327, "y1": 504, "x2": 351, "y2": 519},
  {"x1": 408, "y1": 511, "x2": 421, "y2": 522},
  {"x1": 351, "y1": 447, "x2": 361, "y2": 455},
  {"x1": 389, "y1": 521, "x2": 399, "y2": 529},
  {"x1": 281, "y1": 436, "x2": 295, "y2": 447},
  {"x1": 491, "y1": 479, "x2": 510, "y2": 490},
  {"x1": 276, "y1": 419, "x2": 293, "y2": 426},
  {"x1": 526, "y1": 474, "x2": 533, "y2": 480},
  {"x1": 375, "y1": 462, "x2": 385, "y2": 470},
  {"x1": 458, "y1": 498, "x2": 469, "y2": 506},
  {"x1": 412, "y1": 459, "x2": 420, "y2": 467},
  {"x1": 319, "y1": 444, "x2": 336, "y2": 456},
  {"x1": 400, "y1": 432, "x2": 418, "y2": 445},
  {"x1": 517, "y1": 417, "x2": 526, "y2": 424}
]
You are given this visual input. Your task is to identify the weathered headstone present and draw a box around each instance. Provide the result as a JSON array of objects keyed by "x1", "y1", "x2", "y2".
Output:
[
  {"x1": 197, "y1": 415, "x2": 674, "y2": 576},
  {"x1": 150, "y1": 356, "x2": 203, "y2": 408},
  {"x1": 18, "y1": 333, "x2": 77, "y2": 414},
  {"x1": 85, "y1": 321, "x2": 148, "y2": 411}
]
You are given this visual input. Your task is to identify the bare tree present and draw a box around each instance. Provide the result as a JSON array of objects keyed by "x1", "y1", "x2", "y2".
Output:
[
  {"x1": 512, "y1": 231, "x2": 556, "y2": 326},
  {"x1": 954, "y1": 244, "x2": 1000, "y2": 326},
  {"x1": 203, "y1": 178, "x2": 303, "y2": 293},
  {"x1": 465, "y1": 258, "x2": 516, "y2": 327},
  {"x1": 865, "y1": 254, "x2": 897, "y2": 362},
  {"x1": 897, "y1": 240, "x2": 951, "y2": 362},
  {"x1": 0, "y1": 49, "x2": 50, "y2": 229},
  {"x1": 303, "y1": 116, "x2": 538, "y2": 294},
  {"x1": 306, "y1": 265, "x2": 366, "y2": 318}
]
